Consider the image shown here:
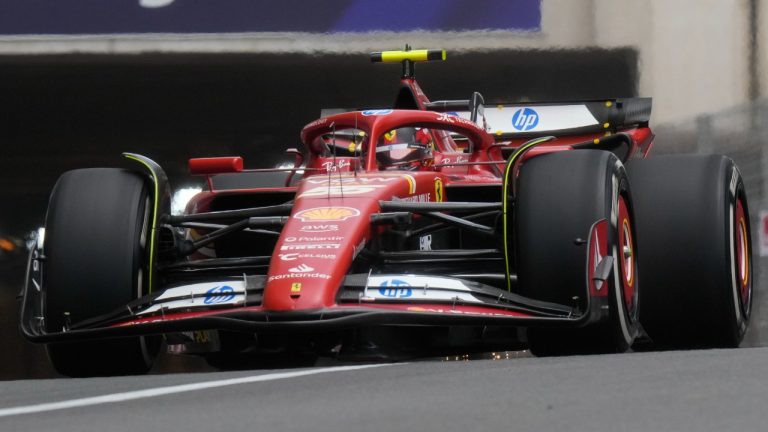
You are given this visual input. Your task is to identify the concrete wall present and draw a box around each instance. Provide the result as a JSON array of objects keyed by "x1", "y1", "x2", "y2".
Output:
[
  {"x1": 543, "y1": 0, "x2": 754, "y2": 124},
  {"x1": 546, "y1": 0, "x2": 754, "y2": 124}
]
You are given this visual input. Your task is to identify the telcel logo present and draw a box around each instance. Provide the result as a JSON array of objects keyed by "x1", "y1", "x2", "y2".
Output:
[
  {"x1": 511, "y1": 108, "x2": 539, "y2": 131},
  {"x1": 204, "y1": 285, "x2": 236, "y2": 305},
  {"x1": 378, "y1": 279, "x2": 413, "y2": 298}
]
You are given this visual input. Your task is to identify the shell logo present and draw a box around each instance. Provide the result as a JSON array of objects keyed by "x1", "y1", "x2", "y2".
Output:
[{"x1": 294, "y1": 207, "x2": 361, "y2": 222}]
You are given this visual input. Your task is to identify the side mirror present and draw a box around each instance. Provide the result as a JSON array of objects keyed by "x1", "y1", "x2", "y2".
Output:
[
  {"x1": 285, "y1": 148, "x2": 304, "y2": 168},
  {"x1": 284, "y1": 148, "x2": 304, "y2": 187}
]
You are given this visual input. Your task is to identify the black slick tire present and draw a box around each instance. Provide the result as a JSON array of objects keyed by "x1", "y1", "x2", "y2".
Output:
[
  {"x1": 515, "y1": 150, "x2": 639, "y2": 356},
  {"x1": 627, "y1": 155, "x2": 752, "y2": 349},
  {"x1": 44, "y1": 168, "x2": 158, "y2": 376}
]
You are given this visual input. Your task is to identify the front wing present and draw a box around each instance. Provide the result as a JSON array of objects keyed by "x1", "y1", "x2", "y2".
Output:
[{"x1": 20, "y1": 252, "x2": 611, "y2": 344}]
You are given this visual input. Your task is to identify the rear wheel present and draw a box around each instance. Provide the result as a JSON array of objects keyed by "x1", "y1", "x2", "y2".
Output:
[
  {"x1": 44, "y1": 168, "x2": 159, "y2": 376},
  {"x1": 514, "y1": 150, "x2": 639, "y2": 356},
  {"x1": 627, "y1": 155, "x2": 752, "y2": 348}
]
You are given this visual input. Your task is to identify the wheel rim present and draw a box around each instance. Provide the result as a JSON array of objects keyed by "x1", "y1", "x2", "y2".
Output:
[
  {"x1": 735, "y1": 198, "x2": 751, "y2": 313},
  {"x1": 617, "y1": 196, "x2": 637, "y2": 316}
]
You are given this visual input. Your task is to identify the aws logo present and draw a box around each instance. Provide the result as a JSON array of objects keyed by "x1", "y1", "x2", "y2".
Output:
[{"x1": 511, "y1": 108, "x2": 539, "y2": 131}]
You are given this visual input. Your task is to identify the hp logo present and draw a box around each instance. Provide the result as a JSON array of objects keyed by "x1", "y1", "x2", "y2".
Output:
[
  {"x1": 378, "y1": 279, "x2": 413, "y2": 298},
  {"x1": 511, "y1": 108, "x2": 539, "y2": 131},
  {"x1": 204, "y1": 285, "x2": 236, "y2": 305}
]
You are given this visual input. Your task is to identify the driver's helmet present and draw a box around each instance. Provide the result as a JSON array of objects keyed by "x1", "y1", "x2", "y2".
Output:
[{"x1": 376, "y1": 127, "x2": 433, "y2": 168}]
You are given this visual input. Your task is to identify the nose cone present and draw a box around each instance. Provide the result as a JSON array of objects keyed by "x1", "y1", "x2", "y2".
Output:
[
  {"x1": 262, "y1": 200, "x2": 376, "y2": 311},
  {"x1": 263, "y1": 172, "x2": 439, "y2": 311}
]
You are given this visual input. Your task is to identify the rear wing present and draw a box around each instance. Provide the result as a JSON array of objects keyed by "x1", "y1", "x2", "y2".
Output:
[{"x1": 428, "y1": 97, "x2": 652, "y2": 140}]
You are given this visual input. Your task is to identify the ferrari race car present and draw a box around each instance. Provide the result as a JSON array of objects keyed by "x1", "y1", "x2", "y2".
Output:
[{"x1": 20, "y1": 49, "x2": 753, "y2": 376}]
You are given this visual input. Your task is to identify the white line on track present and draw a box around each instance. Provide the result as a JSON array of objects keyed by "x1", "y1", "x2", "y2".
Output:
[{"x1": 0, "y1": 363, "x2": 394, "y2": 418}]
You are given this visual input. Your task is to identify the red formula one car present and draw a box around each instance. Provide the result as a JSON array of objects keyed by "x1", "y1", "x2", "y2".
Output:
[{"x1": 20, "y1": 49, "x2": 753, "y2": 376}]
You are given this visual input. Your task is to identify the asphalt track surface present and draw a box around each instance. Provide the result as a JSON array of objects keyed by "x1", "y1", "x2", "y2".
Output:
[{"x1": 1, "y1": 347, "x2": 767, "y2": 432}]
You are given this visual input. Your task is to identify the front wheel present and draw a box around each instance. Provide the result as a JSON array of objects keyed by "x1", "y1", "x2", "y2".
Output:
[
  {"x1": 44, "y1": 168, "x2": 159, "y2": 376},
  {"x1": 514, "y1": 150, "x2": 639, "y2": 356}
]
